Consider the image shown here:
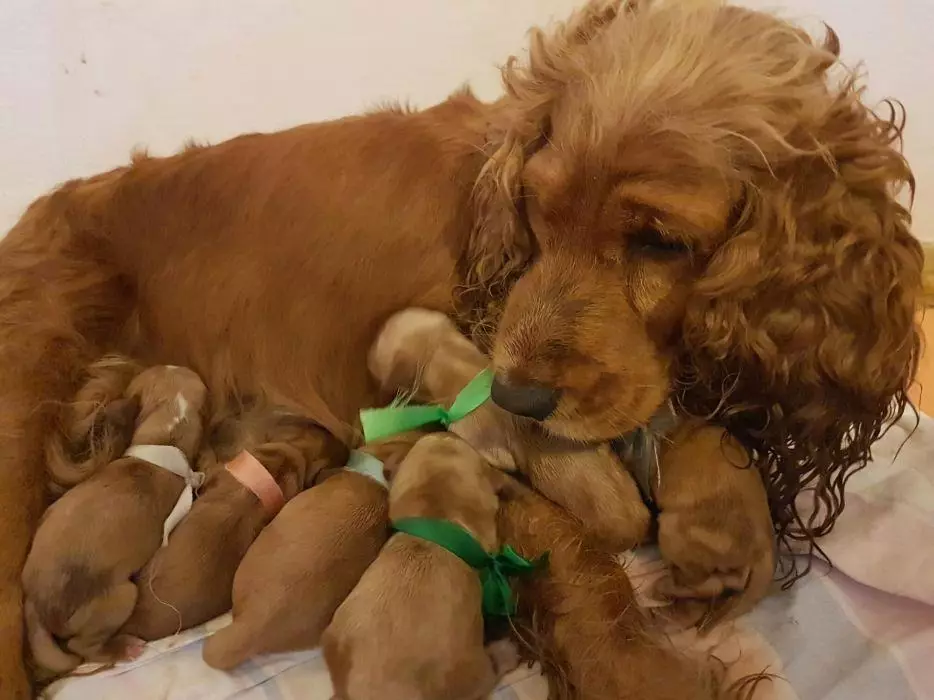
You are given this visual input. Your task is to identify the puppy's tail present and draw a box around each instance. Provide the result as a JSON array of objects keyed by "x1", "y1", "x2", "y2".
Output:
[
  {"x1": 202, "y1": 619, "x2": 256, "y2": 671},
  {"x1": 46, "y1": 354, "x2": 143, "y2": 495},
  {"x1": 24, "y1": 600, "x2": 81, "y2": 681}
]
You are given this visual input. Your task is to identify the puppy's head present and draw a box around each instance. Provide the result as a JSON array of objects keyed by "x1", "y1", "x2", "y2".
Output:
[
  {"x1": 369, "y1": 308, "x2": 489, "y2": 406},
  {"x1": 389, "y1": 433, "x2": 501, "y2": 551},
  {"x1": 126, "y1": 365, "x2": 209, "y2": 456},
  {"x1": 357, "y1": 430, "x2": 430, "y2": 482}
]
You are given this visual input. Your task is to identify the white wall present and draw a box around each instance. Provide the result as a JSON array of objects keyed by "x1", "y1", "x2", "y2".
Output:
[{"x1": 1, "y1": 0, "x2": 931, "y2": 239}]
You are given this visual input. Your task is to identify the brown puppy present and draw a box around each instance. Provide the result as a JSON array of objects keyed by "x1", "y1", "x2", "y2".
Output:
[
  {"x1": 22, "y1": 366, "x2": 208, "y2": 677},
  {"x1": 369, "y1": 307, "x2": 650, "y2": 550},
  {"x1": 122, "y1": 406, "x2": 348, "y2": 641},
  {"x1": 202, "y1": 434, "x2": 417, "y2": 670},
  {"x1": 322, "y1": 433, "x2": 518, "y2": 700}
]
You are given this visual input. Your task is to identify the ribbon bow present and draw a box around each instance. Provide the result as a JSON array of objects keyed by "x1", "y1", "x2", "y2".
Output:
[
  {"x1": 360, "y1": 369, "x2": 494, "y2": 442},
  {"x1": 393, "y1": 516, "x2": 548, "y2": 618},
  {"x1": 124, "y1": 444, "x2": 204, "y2": 546}
]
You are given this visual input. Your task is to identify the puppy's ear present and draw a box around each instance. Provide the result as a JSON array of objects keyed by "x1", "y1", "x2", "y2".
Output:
[
  {"x1": 87, "y1": 396, "x2": 141, "y2": 455},
  {"x1": 362, "y1": 431, "x2": 429, "y2": 483},
  {"x1": 485, "y1": 465, "x2": 521, "y2": 500},
  {"x1": 303, "y1": 436, "x2": 350, "y2": 489},
  {"x1": 97, "y1": 396, "x2": 141, "y2": 433}
]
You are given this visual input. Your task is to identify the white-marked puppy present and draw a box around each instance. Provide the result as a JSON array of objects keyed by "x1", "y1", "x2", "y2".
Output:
[{"x1": 22, "y1": 366, "x2": 208, "y2": 678}]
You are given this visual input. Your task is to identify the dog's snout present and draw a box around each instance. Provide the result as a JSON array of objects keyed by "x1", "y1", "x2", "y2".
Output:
[{"x1": 491, "y1": 376, "x2": 559, "y2": 421}]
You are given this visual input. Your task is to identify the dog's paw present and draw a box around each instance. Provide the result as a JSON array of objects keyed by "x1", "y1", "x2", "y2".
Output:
[{"x1": 655, "y1": 509, "x2": 775, "y2": 631}]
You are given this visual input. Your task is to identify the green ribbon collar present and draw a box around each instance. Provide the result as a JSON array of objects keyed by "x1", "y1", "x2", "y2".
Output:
[
  {"x1": 393, "y1": 516, "x2": 548, "y2": 618},
  {"x1": 360, "y1": 368, "x2": 493, "y2": 442}
]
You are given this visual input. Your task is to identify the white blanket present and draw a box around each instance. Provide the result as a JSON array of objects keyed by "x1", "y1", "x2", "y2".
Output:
[{"x1": 45, "y1": 411, "x2": 934, "y2": 700}]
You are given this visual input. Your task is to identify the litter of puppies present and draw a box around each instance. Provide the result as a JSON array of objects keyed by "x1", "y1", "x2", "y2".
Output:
[{"x1": 25, "y1": 309, "x2": 770, "y2": 699}]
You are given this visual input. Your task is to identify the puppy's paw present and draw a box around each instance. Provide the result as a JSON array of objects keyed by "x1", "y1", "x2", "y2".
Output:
[
  {"x1": 121, "y1": 636, "x2": 146, "y2": 661},
  {"x1": 656, "y1": 510, "x2": 774, "y2": 631},
  {"x1": 104, "y1": 634, "x2": 146, "y2": 663},
  {"x1": 524, "y1": 443, "x2": 651, "y2": 552}
]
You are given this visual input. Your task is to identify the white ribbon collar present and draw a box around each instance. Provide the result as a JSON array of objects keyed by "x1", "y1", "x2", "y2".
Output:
[
  {"x1": 345, "y1": 449, "x2": 388, "y2": 488},
  {"x1": 124, "y1": 444, "x2": 204, "y2": 546}
]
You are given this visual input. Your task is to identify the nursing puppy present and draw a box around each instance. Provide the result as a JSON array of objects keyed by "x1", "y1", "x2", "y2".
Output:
[
  {"x1": 202, "y1": 433, "x2": 417, "y2": 670},
  {"x1": 497, "y1": 477, "x2": 734, "y2": 700},
  {"x1": 22, "y1": 366, "x2": 208, "y2": 677},
  {"x1": 123, "y1": 405, "x2": 348, "y2": 641},
  {"x1": 322, "y1": 433, "x2": 518, "y2": 700},
  {"x1": 369, "y1": 308, "x2": 650, "y2": 550}
]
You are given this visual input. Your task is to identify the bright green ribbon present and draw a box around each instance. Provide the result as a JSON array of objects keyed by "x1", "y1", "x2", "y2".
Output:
[
  {"x1": 392, "y1": 516, "x2": 548, "y2": 618},
  {"x1": 360, "y1": 368, "x2": 494, "y2": 442}
]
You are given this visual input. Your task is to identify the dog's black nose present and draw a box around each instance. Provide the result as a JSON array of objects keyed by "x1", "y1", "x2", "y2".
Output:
[{"x1": 490, "y1": 376, "x2": 559, "y2": 421}]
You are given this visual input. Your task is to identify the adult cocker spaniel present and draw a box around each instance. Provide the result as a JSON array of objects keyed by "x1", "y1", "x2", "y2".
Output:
[{"x1": 0, "y1": 0, "x2": 921, "y2": 695}]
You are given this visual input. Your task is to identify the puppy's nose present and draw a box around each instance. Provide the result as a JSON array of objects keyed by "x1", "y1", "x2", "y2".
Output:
[{"x1": 490, "y1": 376, "x2": 559, "y2": 421}]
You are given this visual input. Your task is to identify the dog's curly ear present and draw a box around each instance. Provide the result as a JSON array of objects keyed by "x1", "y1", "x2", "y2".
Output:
[
  {"x1": 463, "y1": 0, "x2": 629, "y2": 337},
  {"x1": 681, "y1": 83, "x2": 923, "y2": 545}
]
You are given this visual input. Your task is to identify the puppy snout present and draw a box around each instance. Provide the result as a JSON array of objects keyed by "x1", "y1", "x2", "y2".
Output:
[{"x1": 491, "y1": 375, "x2": 560, "y2": 421}]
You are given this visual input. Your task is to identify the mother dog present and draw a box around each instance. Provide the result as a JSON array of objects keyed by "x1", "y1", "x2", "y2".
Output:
[{"x1": 0, "y1": 1, "x2": 921, "y2": 695}]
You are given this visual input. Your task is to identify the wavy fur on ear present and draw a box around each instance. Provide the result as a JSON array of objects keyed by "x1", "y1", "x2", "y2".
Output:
[
  {"x1": 468, "y1": 0, "x2": 923, "y2": 569},
  {"x1": 462, "y1": 0, "x2": 629, "y2": 342},
  {"x1": 45, "y1": 354, "x2": 143, "y2": 496},
  {"x1": 675, "y1": 24, "x2": 921, "y2": 561}
]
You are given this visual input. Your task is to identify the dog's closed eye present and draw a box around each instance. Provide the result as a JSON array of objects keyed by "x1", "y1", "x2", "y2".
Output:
[{"x1": 628, "y1": 227, "x2": 690, "y2": 258}]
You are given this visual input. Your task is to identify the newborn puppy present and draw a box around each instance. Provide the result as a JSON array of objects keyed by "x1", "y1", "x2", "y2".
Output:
[
  {"x1": 22, "y1": 366, "x2": 208, "y2": 677},
  {"x1": 369, "y1": 308, "x2": 650, "y2": 550},
  {"x1": 322, "y1": 433, "x2": 518, "y2": 700},
  {"x1": 202, "y1": 433, "x2": 418, "y2": 670},
  {"x1": 122, "y1": 405, "x2": 349, "y2": 641},
  {"x1": 497, "y1": 476, "x2": 732, "y2": 700}
]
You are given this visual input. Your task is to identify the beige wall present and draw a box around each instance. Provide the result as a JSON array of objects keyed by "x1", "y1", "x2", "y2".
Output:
[
  {"x1": 1, "y1": 0, "x2": 931, "y2": 239},
  {"x1": 913, "y1": 310, "x2": 933, "y2": 414}
]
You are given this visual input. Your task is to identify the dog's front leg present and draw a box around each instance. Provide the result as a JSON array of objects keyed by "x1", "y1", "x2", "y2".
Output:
[{"x1": 653, "y1": 421, "x2": 776, "y2": 630}]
